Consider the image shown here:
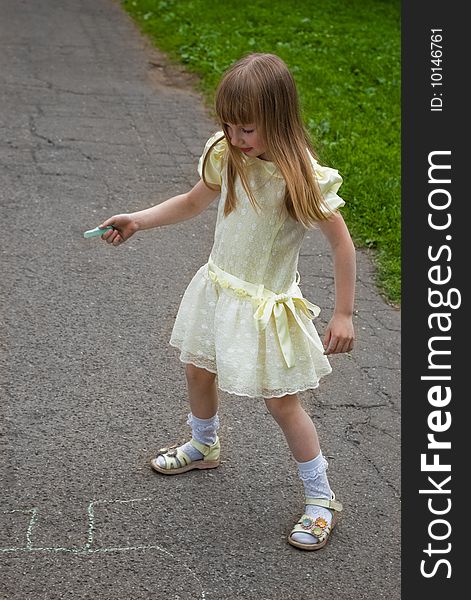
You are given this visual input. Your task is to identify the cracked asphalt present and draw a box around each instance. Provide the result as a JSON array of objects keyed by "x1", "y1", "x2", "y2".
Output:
[{"x1": 0, "y1": 0, "x2": 401, "y2": 598}]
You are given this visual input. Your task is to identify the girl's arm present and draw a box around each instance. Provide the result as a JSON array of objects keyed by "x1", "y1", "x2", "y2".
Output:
[
  {"x1": 99, "y1": 179, "x2": 220, "y2": 246},
  {"x1": 317, "y1": 212, "x2": 356, "y2": 354}
]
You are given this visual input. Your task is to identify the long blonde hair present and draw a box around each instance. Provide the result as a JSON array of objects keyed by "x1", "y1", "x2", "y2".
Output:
[{"x1": 202, "y1": 53, "x2": 332, "y2": 227}]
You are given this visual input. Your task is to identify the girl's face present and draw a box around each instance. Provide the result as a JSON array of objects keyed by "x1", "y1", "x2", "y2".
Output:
[{"x1": 224, "y1": 123, "x2": 270, "y2": 161}]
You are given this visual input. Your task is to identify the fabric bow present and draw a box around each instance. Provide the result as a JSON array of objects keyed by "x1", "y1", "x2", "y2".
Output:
[
  {"x1": 207, "y1": 257, "x2": 323, "y2": 369},
  {"x1": 253, "y1": 293, "x2": 322, "y2": 368}
]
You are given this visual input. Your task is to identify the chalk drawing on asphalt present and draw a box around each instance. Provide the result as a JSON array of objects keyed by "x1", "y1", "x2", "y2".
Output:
[{"x1": 0, "y1": 497, "x2": 206, "y2": 599}]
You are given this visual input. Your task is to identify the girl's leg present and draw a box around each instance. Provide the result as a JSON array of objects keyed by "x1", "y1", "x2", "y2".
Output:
[
  {"x1": 185, "y1": 363, "x2": 219, "y2": 418},
  {"x1": 185, "y1": 363, "x2": 220, "y2": 451},
  {"x1": 265, "y1": 394, "x2": 333, "y2": 546},
  {"x1": 153, "y1": 364, "x2": 220, "y2": 470},
  {"x1": 264, "y1": 393, "x2": 319, "y2": 462}
]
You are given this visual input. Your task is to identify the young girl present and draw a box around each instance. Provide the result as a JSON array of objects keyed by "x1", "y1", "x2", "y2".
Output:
[{"x1": 99, "y1": 53, "x2": 355, "y2": 551}]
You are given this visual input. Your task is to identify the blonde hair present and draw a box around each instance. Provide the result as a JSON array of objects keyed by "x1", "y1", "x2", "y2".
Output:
[{"x1": 202, "y1": 53, "x2": 332, "y2": 227}]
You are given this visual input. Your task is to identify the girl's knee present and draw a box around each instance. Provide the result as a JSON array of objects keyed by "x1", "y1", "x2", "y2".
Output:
[
  {"x1": 265, "y1": 394, "x2": 299, "y2": 420},
  {"x1": 185, "y1": 363, "x2": 216, "y2": 385}
]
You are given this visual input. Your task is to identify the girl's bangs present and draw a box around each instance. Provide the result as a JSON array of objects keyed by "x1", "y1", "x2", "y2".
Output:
[
  {"x1": 216, "y1": 86, "x2": 259, "y2": 127},
  {"x1": 219, "y1": 103, "x2": 256, "y2": 128}
]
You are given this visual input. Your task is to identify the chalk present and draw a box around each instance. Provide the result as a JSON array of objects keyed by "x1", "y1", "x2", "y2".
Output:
[{"x1": 83, "y1": 226, "x2": 114, "y2": 238}]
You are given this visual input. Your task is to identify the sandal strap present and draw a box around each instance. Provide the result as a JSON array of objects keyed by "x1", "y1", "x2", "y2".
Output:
[
  {"x1": 189, "y1": 437, "x2": 218, "y2": 457},
  {"x1": 157, "y1": 447, "x2": 191, "y2": 469},
  {"x1": 176, "y1": 449, "x2": 191, "y2": 465},
  {"x1": 305, "y1": 496, "x2": 343, "y2": 512}
]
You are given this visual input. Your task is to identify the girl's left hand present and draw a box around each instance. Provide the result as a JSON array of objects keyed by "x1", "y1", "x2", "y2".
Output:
[{"x1": 323, "y1": 314, "x2": 355, "y2": 355}]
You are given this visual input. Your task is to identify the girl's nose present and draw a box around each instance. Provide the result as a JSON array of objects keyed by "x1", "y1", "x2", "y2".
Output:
[
  {"x1": 228, "y1": 127, "x2": 242, "y2": 147},
  {"x1": 230, "y1": 133, "x2": 239, "y2": 146}
]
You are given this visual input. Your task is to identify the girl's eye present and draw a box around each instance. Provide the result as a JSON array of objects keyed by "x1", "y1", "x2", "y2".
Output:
[{"x1": 223, "y1": 124, "x2": 254, "y2": 135}]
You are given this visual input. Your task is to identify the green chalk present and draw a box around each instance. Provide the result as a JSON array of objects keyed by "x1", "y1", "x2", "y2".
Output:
[{"x1": 83, "y1": 226, "x2": 113, "y2": 238}]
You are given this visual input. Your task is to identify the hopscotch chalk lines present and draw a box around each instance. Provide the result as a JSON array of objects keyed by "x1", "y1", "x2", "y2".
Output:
[{"x1": 0, "y1": 497, "x2": 206, "y2": 599}]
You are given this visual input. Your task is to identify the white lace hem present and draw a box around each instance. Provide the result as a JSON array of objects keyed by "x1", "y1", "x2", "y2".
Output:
[{"x1": 169, "y1": 341, "x2": 331, "y2": 399}]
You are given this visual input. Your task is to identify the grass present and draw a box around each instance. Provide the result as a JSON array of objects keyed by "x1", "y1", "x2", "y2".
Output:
[{"x1": 122, "y1": 0, "x2": 401, "y2": 304}]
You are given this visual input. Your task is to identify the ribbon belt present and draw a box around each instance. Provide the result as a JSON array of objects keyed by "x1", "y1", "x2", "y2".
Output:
[{"x1": 207, "y1": 256, "x2": 323, "y2": 368}]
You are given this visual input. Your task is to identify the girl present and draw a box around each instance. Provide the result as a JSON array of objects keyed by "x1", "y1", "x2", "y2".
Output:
[{"x1": 99, "y1": 53, "x2": 355, "y2": 551}]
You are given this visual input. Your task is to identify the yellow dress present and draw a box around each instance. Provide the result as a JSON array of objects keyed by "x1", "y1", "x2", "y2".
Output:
[{"x1": 170, "y1": 132, "x2": 345, "y2": 398}]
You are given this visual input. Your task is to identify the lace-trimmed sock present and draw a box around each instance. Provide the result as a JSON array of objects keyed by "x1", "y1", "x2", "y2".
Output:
[
  {"x1": 291, "y1": 452, "x2": 333, "y2": 546},
  {"x1": 155, "y1": 412, "x2": 219, "y2": 467}
]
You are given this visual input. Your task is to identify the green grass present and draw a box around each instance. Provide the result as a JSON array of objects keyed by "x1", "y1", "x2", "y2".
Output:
[{"x1": 122, "y1": 0, "x2": 401, "y2": 304}]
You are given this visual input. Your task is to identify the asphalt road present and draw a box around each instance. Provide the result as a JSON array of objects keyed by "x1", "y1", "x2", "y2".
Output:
[{"x1": 0, "y1": 1, "x2": 401, "y2": 598}]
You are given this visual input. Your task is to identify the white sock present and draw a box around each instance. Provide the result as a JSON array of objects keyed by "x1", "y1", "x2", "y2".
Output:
[
  {"x1": 156, "y1": 413, "x2": 219, "y2": 467},
  {"x1": 291, "y1": 452, "x2": 333, "y2": 545}
]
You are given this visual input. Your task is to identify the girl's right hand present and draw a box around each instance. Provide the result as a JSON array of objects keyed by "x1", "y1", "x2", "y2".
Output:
[{"x1": 98, "y1": 214, "x2": 138, "y2": 246}]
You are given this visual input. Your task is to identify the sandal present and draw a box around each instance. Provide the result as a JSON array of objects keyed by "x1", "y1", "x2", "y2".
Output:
[
  {"x1": 150, "y1": 437, "x2": 220, "y2": 475},
  {"x1": 288, "y1": 494, "x2": 343, "y2": 551}
]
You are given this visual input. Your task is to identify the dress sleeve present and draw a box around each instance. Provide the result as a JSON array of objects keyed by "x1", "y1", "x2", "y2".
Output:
[
  {"x1": 197, "y1": 131, "x2": 227, "y2": 187},
  {"x1": 311, "y1": 157, "x2": 346, "y2": 213}
]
